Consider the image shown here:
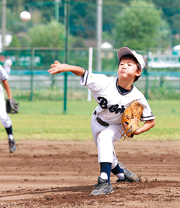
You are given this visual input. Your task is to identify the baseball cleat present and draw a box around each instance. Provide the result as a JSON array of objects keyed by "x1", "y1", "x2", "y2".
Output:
[
  {"x1": 90, "y1": 177, "x2": 113, "y2": 195},
  {"x1": 118, "y1": 162, "x2": 140, "y2": 182},
  {"x1": 9, "y1": 139, "x2": 16, "y2": 153},
  {"x1": 116, "y1": 175, "x2": 134, "y2": 183}
]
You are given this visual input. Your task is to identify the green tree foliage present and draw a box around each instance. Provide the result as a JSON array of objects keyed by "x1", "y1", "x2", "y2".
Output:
[
  {"x1": 114, "y1": 0, "x2": 169, "y2": 50},
  {"x1": 102, "y1": 1, "x2": 125, "y2": 37},
  {"x1": 152, "y1": 0, "x2": 180, "y2": 33},
  {"x1": 71, "y1": 37, "x2": 85, "y2": 48},
  {"x1": 19, "y1": 37, "x2": 31, "y2": 47},
  {"x1": 156, "y1": 19, "x2": 170, "y2": 49},
  {"x1": 0, "y1": 7, "x2": 29, "y2": 34},
  {"x1": 3, "y1": 0, "x2": 175, "y2": 48},
  {"x1": 69, "y1": 2, "x2": 96, "y2": 38},
  {"x1": 152, "y1": 0, "x2": 180, "y2": 46},
  {"x1": 69, "y1": 0, "x2": 128, "y2": 39},
  {"x1": 9, "y1": 35, "x2": 21, "y2": 47},
  {"x1": 28, "y1": 20, "x2": 65, "y2": 47}
]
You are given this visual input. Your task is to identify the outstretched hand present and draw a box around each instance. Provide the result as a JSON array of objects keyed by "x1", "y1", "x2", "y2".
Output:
[
  {"x1": 48, "y1": 61, "x2": 86, "y2": 77},
  {"x1": 48, "y1": 60, "x2": 68, "y2": 75}
]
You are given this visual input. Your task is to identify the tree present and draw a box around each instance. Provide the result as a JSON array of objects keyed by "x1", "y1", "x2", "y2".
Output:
[
  {"x1": 19, "y1": 37, "x2": 31, "y2": 47},
  {"x1": 69, "y1": 2, "x2": 96, "y2": 39},
  {"x1": 71, "y1": 37, "x2": 85, "y2": 47},
  {"x1": 0, "y1": 8, "x2": 30, "y2": 34},
  {"x1": 28, "y1": 20, "x2": 65, "y2": 47},
  {"x1": 9, "y1": 35, "x2": 21, "y2": 47},
  {"x1": 102, "y1": 1, "x2": 127, "y2": 36},
  {"x1": 152, "y1": 0, "x2": 180, "y2": 45},
  {"x1": 5, "y1": 0, "x2": 129, "y2": 41},
  {"x1": 114, "y1": 0, "x2": 169, "y2": 50},
  {"x1": 156, "y1": 19, "x2": 170, "y2": 49},
  {"x1": 152, "y1": 0, "x2": 180, "y2": 31}
]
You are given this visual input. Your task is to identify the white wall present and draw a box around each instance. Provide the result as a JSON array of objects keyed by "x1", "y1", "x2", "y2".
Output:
[{"x1": 0, "y1": 34, "x2": 12, "y2": 52}]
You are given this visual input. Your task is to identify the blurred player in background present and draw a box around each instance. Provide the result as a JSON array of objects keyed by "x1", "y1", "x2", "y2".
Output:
[
  {"x1": 0, "y1": 65, "x2": 16, "y2": 153},
  {"x1": 4, "y1": 56, "x2": 12, "y2": 75}
]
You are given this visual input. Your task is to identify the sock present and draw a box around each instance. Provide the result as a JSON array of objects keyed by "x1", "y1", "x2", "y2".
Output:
[
  {"x1": 5, "y1": 126, "x2": 14, "y2": 140},
  {"x1": 111, "y1": 164, "x2": 125, "y2": 180},
  {"x1": 115, "y1": 173, "x2": 125, "y2": 180},
  {"x1": 8, "y1": 134, "x2": 14, "y2": 140},
  {"x1": 100, "y1": 162, "x2": 111, "y2": 184}
]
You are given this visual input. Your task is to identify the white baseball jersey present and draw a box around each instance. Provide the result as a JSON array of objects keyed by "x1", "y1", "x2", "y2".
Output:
[
  {"x1": 0, "y1": 65, "x2": 12, "y2": 128},
  {"x1": 80, "y1": 71, "x2": 155, "y2": 166},
  {"x1": 80, "y1": 71, "x2": 155, "y2": 124},
  {"x1": 0, "y1": 65, "x2": 9, "y2": 90}
]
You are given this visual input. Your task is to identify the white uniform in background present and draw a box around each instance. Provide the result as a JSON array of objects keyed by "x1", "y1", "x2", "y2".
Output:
[
  {"x1": 4, "y1": 58, "x2": 12, "y2": 75},
  {"x1": 0, "y1": 65, "x2": 12, "y2": 128},
  {"x1": 80, "y1": 71, "x2": 155, "y2": 169}
]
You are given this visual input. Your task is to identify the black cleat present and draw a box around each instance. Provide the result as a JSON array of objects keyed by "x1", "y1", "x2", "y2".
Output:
[
  {"x1": 116, "y1": 175, "x2": 134, "y2": 183},
  {"x1": 90, "y1": 177, "x2": 113, "y2": 195},
  {"x1": 118, "y1": 162, "x2": 140, "y2": 182},
  {"x1": 9, "y1": 139, "x2": 16, "y2": 153}
]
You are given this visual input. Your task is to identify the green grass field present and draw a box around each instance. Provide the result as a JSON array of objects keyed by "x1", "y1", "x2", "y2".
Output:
[{"x1": 0, "y1": 99, "x2": 180, "y2": 141}]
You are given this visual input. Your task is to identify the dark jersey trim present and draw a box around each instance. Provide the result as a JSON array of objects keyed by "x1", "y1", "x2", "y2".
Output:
[
  {"x1": 141, "y1": 114, "x2": 155, "y2": 119},
  {"x1": 116, "y1": 78, "x2": 134, "y2": 95},
  {"x1": 84, "y1": 70, "x2": 89, "y2": 85}
]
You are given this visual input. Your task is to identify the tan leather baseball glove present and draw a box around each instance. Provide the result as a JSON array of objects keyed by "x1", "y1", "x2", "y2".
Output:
[{"x1": 121, "y1": 100, "x2": 144, "y2": 140}]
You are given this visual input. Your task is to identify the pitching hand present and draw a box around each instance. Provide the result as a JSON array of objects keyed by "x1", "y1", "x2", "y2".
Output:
[{"x1": 48, "y1": 60, "x2": 68, "y2": 75}]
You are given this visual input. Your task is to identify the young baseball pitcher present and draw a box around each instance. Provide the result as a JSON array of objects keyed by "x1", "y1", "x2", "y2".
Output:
[
  {"x1": 48, "y1": 47, "x2": 155, "y2": 195},
  {"x1": 0, "y1": 65, "x2": 17, "y2": 153}
]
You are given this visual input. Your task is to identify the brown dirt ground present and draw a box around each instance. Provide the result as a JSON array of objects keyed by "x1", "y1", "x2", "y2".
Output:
[{"x1": 0, "y1": 140, "x2": 180, "y2": 208}]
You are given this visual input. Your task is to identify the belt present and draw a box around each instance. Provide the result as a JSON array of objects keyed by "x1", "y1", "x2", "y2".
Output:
[{"x1": 93, "y1": 111, "x2": 109, "y2": 127}]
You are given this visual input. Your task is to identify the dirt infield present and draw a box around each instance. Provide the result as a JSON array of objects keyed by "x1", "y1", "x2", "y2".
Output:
[{"x1": 0, "y1": 140, "x2": 180, "y2": 208}]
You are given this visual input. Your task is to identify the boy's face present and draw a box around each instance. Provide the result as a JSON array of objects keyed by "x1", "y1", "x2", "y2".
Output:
[{"x1": 118, "y1": 58, "x2": 142, "y2": 82}]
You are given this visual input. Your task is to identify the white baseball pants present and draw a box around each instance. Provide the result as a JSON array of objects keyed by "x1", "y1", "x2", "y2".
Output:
[
  {"x1": 91, "y1": 113, "x2": 124, "y2": 169},
  {"x1": 0, "y1": 86, "x2": 12, "y2": 128}
]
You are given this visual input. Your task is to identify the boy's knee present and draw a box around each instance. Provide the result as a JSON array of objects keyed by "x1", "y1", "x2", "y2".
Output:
[
  {"x1": 1, "y1": 119, "x2": 12, "y2": 128},
  {"x1": 97, "y1": 130, "x2": 114, "y2": 147},
  {"x1": 98, "y1": 130, "x2": 113, "y2": 140},
  {"x1": 98, "y1": 131, "x2": 112, "y2": 141}
]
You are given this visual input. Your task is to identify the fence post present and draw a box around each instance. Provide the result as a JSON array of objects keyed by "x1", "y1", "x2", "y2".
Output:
[
  {"x1": 51, "y1": 75, "x2": 55, "y2": 89},
  {"x1": 87, "y1": 47, "x2": 93, "y2": 101},
  {"x1": 144, "y1": 50, "x2": 149, "y2": 100},
  {"x1": 30, "y1": 48, "x2": 34, "y2": 101},
  {"x1": 63, "y1": 0, "x2": 69, "y2": 114}
]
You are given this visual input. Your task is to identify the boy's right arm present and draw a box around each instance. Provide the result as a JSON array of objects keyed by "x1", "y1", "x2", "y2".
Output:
[
  {"x1": 2, "y1": 79, "x2": 12, "y2": 99},
  {"x1": 48, "y1": 61, "x2": 85, "y2": 77}
]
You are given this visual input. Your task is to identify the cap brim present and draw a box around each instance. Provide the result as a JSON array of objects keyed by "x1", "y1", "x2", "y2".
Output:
[{"x1": 117, "y1": 47, "x2": 134, "y2": 60}]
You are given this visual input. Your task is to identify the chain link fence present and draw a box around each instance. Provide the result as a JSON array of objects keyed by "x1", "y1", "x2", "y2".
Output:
[
  {"x1": 0, "y1": 47, "x2": 180, "y2": 101},
  {"x1": 0, "y1": 1, "x2": 180, "y2": 100}
]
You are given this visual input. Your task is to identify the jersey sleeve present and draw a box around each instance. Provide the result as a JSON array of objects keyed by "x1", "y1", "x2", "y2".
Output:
[
  {"x1": 80, "y1": 70, "x2": 111, "y2": 93},
  {"x1": 139, "y1": 98, "x2": 155, "y2": 121},
  {"x1": 0, "y1": 65, "x2": 9, "y2": 81}
]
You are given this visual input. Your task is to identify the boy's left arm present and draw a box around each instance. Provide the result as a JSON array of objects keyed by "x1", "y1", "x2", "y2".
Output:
[{"x1": 133, "y1": 119, "x2": 155, "y2": 135}]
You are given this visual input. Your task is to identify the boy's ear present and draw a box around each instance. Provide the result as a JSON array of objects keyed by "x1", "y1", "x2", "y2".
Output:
[{"x1": 136, "y1": 69, "x2": 142, "y2": 77}]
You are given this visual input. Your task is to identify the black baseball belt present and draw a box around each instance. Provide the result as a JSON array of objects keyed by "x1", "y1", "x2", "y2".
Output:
[{"x1": 93, "y1": 110, "x2": 109, "y2": 127}]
